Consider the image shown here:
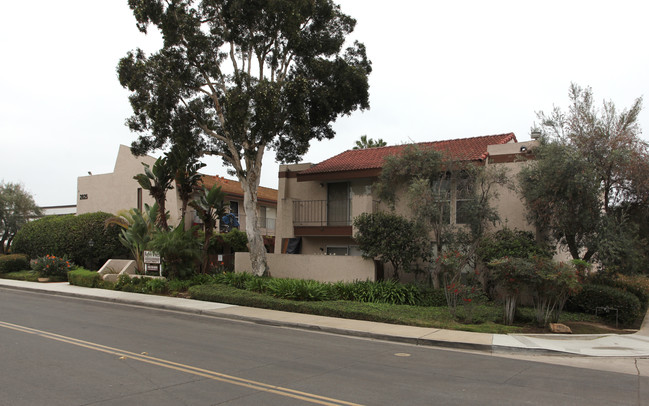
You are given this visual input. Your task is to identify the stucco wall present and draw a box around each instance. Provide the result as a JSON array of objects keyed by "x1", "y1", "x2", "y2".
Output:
[
  {"x1": 77, "y1": 145, "x2": 183, "y2": 224},
  {"x1": 235, "y1": 252, "x2": 376, "y2": 282}
]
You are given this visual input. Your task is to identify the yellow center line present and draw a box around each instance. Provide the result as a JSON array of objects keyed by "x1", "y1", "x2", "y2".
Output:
[{"x1": 0, "y1": 320, "x2": 364, "y2": 406}]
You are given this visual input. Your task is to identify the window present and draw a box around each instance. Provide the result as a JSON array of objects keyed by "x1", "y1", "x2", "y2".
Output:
[
  {"x1": 259, "y1": 206, "x2": 267, "y2": 228},
  {"x1": 229, "y1": 201, "x2": 239, "y2": 219},
  {"x1": 431, "y1": 171, "x2": 474, "y2": 225},
  {"x1": 327, "y1": 182, "x2": 350, "y2": 226},
  {"x1": 137, "y1": 188, "x2": 143, "y2": 212},
  {"x1": 431, "y1": 172, "x2": 451, "y2": 224},
  {"x1": 455, "y1": 173, "x2": 474, "y2": 225}
]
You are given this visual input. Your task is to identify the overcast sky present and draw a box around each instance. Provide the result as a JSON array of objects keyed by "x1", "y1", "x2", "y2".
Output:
[{"x1": 2, "y1": 0, "x2": 649, "y2": 206}]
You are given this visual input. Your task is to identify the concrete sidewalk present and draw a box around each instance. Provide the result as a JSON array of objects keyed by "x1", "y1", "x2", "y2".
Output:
[{"x1": 2, "y1": 278, "x2": 649, "y2": 357}]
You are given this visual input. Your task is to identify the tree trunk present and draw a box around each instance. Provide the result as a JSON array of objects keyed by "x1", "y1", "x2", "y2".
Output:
[{"x1": 240, "y1": 173, "x2": 268, "y2": 277}]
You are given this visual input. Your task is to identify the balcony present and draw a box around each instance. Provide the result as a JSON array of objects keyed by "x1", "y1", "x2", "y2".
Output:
[
  {"x1": 222, "y1": 213, "x2": 276, "y2": 236},
  {"x1": 292, "y1": 199, "x2": 352, "y2": 236}
]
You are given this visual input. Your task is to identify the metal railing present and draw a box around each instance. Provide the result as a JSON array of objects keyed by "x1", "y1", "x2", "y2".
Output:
[
  {"x1": 293, "y1": 199, "x2": 351, "y2": 226},
  {"x1": 223, "y1": 213, "x2": 276, "y2": 235}
]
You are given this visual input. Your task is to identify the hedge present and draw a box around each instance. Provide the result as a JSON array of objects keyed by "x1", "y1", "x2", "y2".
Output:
[
  {"x1": 0, "y1": 254, "x2": 30, "y2": 273},
  {"x1": 11, "y1": 212, "x2": 130, "y2": 270},
  {"x1": 67, "y1": 269, "x2": 103, "y2": 288},
  {"x1": 566, "y1": 284, "x2": 642, "y2": 326},
  {"x1": 603, "y1": 275, "x2": 649, "y2": 312}
]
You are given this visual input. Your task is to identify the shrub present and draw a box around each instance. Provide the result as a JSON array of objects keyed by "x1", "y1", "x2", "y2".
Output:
[
  {"x1": 32, "y1": 255, "x2": 73, "y2": 279},
  {"x1": 149, "y1": 226, "x2": 200, "y2": 279},
  {"x1": 330, "y1": 280, "x2": 420, "y2": 306},
  {"x1": 0, "y1": 254, "x2": 30, "y2": 273},
  {"x1": 602, "y1": 274, "x2": 649, "y2": 311},
  {"x1": 213, "y1": 271, "x2": 255, "y2": 288},
  {"x1": 11, "y1": 212, "x2": 130, "y2": 270},
  {"x1": 566, "y1": 284, "x2": 642, "y2": 326},
  {"x1": 528, "y1": 258, "x2": 581, "y2": 326},
  {"x1": 68, "y1": 269, "x2": 102, "y2": 288},
  {"x1": 266, "y1": 278, "x2": 330, "y2": 301},
  {"x1": 145, "y1": 278, "x2": 169, "y2": 294},
  {"x1": 488, "y1": 257, "x2": 536, "y2": 325},
  {"x1": 477, "y1": 228, "x2": 552, "y2": 263},
  {"x1": 221, "y1": 229, "x2": 249, "y2": 252},
  {"x1": 415, "y1": 285, "x2": 447, "y2": 307}
]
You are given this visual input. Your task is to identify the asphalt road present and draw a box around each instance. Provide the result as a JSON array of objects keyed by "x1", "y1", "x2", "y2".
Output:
[{"x1": 0, "y1": 288, "x2": 647, "y2": 406}]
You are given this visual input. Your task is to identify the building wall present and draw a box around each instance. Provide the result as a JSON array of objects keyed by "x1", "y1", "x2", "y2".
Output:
[
  {"x1": 275, "y1": 141, "x2": 540, "y2": 257},
  {"x1": 76, "y1": 145, "x2": 182, "y2": 225}
]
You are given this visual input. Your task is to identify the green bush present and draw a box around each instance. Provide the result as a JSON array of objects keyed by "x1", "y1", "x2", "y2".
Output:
[
  {"x1": 415, "y1": 285, "x2": 447, "y2": 307},
  {"x1": 11, "y1": 212, "x2": 130, "y2": 270},
  {"x1": 68, "y1": 269, "x2": 102, "y2": 288},
  {"x1": 213, "y1": 271, "x2": 255, "y2": 288},
  {"x1": 113, "y1": 274, "x2": 169, "y2": 294},
  {"x1": 477, "y1": 228, "x2": 552, "y2": 263},
  {"x1": 0, "y1": 254, "x2": 30, "y2": 273},
  {"x1": 145, "y1": 278, "x2": 169, "y2": 294},
  {"x1": 601, "y1": 274, "x2": 649, "y2": 311},
  {"x1": 332, "y1": 280, "x2": 420, "y2": 305},
  {"x1": 566, "y1": 284, "x2": 642, "y2": 326},
  {"x1": 265, "y1": 278, "x2": 330, "y2": 301}
]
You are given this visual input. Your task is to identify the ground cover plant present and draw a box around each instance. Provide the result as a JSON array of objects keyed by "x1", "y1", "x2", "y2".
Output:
[{"x1": 58, "y1": 269, "x2": 649, "y2": 332}]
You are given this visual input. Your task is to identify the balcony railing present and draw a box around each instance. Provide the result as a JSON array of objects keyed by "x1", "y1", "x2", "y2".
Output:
[
  {"x1": 293, "y1": 199, "x2": 351, "y2": 227},
  {"x1": 220, "y1": 213, "x2": 276, "y2": 236}
]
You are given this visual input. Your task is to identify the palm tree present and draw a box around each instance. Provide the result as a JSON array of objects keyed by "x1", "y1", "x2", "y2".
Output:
[
  {"x1": 105, "y1": 203, "x2": 159, "y2": 273},
  {"x1": 353, "y1": 135, "x2": 387, "y2": 149},
  {"x1": 190, "y1": 185, "x2": 229, "y2": 273},
  {"x1": 166, "y1": 149, "x2": 206, "y2": 229},
  {"x1": 133, "y1": 157, "x2": 174, "y2": 230}
]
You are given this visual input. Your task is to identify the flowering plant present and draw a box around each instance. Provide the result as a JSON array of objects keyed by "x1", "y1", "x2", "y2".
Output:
[{"x1": 32, "y1": 255, "x2": 73, "y2": 278}]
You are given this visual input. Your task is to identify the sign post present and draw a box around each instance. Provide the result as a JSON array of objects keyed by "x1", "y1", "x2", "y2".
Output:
[{"x1": 143, "y1": 251, "x2": 162, "y2": 276}]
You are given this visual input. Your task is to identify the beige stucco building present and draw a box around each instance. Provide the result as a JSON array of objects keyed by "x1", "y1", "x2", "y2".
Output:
[
  {"x1": 77, "y1": 145, "x2": 277, "y2": 235},
  {"x1": 274, "y1": 133, "x2": 537, "y2": 258}
]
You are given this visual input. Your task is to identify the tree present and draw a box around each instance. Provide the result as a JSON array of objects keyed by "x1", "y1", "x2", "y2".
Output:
[
  {"x1": 374, "y1": 145, "x2": 508, "y2": 286},
  {"x1": 520, "y1": 84, "x2": 648, "y2": 266},
  {"x1": 353, "y1": 211, "x2": 427, "y2": 280},
  {"x1": 106, "y1": 204, "x2": 159, "y2": 273},
  {"x1": 190, "y1": 184, "x2": 229, "y2": 273},
  {"x1": 0, "y1": 182, "x2": 42, "y2": 254},
  {"x1": 353, "y1": 135, "x2": 386, "y2": 149},
  {"x1": 133, "y1": 157, "x2": 175, "y2": 230},
  {"x1": 535, "y1": 83, "x2": 647, "y2": 212},
  {"x1": 166, "y1": 147, "x2": 206, "y2": 229},
  {"x1": 118, "y1": 0, "x2": 371, "y2": 276}
]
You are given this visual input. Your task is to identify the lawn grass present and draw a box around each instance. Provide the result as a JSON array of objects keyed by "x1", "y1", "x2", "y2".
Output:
[{"x1": 0, "y1": 270, "x2": 39, "y2": 282}]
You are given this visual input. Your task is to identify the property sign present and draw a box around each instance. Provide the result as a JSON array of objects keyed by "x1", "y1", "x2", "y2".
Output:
[
  {"x1": 143, "y1": 251, "x2": 161, "y2": 275},
  {"x1": 144, "y1": 251, "x2": 161, "y2": 264}
]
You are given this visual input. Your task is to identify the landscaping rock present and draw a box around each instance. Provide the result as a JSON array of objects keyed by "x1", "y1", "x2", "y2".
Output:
[{"x1": 549, "y1": 323, "x2": 572, "y2": 334}]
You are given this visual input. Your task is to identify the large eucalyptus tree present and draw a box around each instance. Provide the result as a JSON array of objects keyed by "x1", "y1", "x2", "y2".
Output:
[{"x1": 118, "y1": 0, "x2": 371, "y2": 275}]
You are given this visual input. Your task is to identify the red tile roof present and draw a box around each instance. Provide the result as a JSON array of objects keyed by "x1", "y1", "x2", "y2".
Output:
[
  {"x1": 200, "y1": 175, "x2": 278, "y2": 204},
  {"x1": 298, "y1": 133, "x2": 516, "y2": 176}
]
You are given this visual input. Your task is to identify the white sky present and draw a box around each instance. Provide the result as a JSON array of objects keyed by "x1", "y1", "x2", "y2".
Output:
[{"x1": 2, "y1": 0, "x2": 649, "y2": 206}]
